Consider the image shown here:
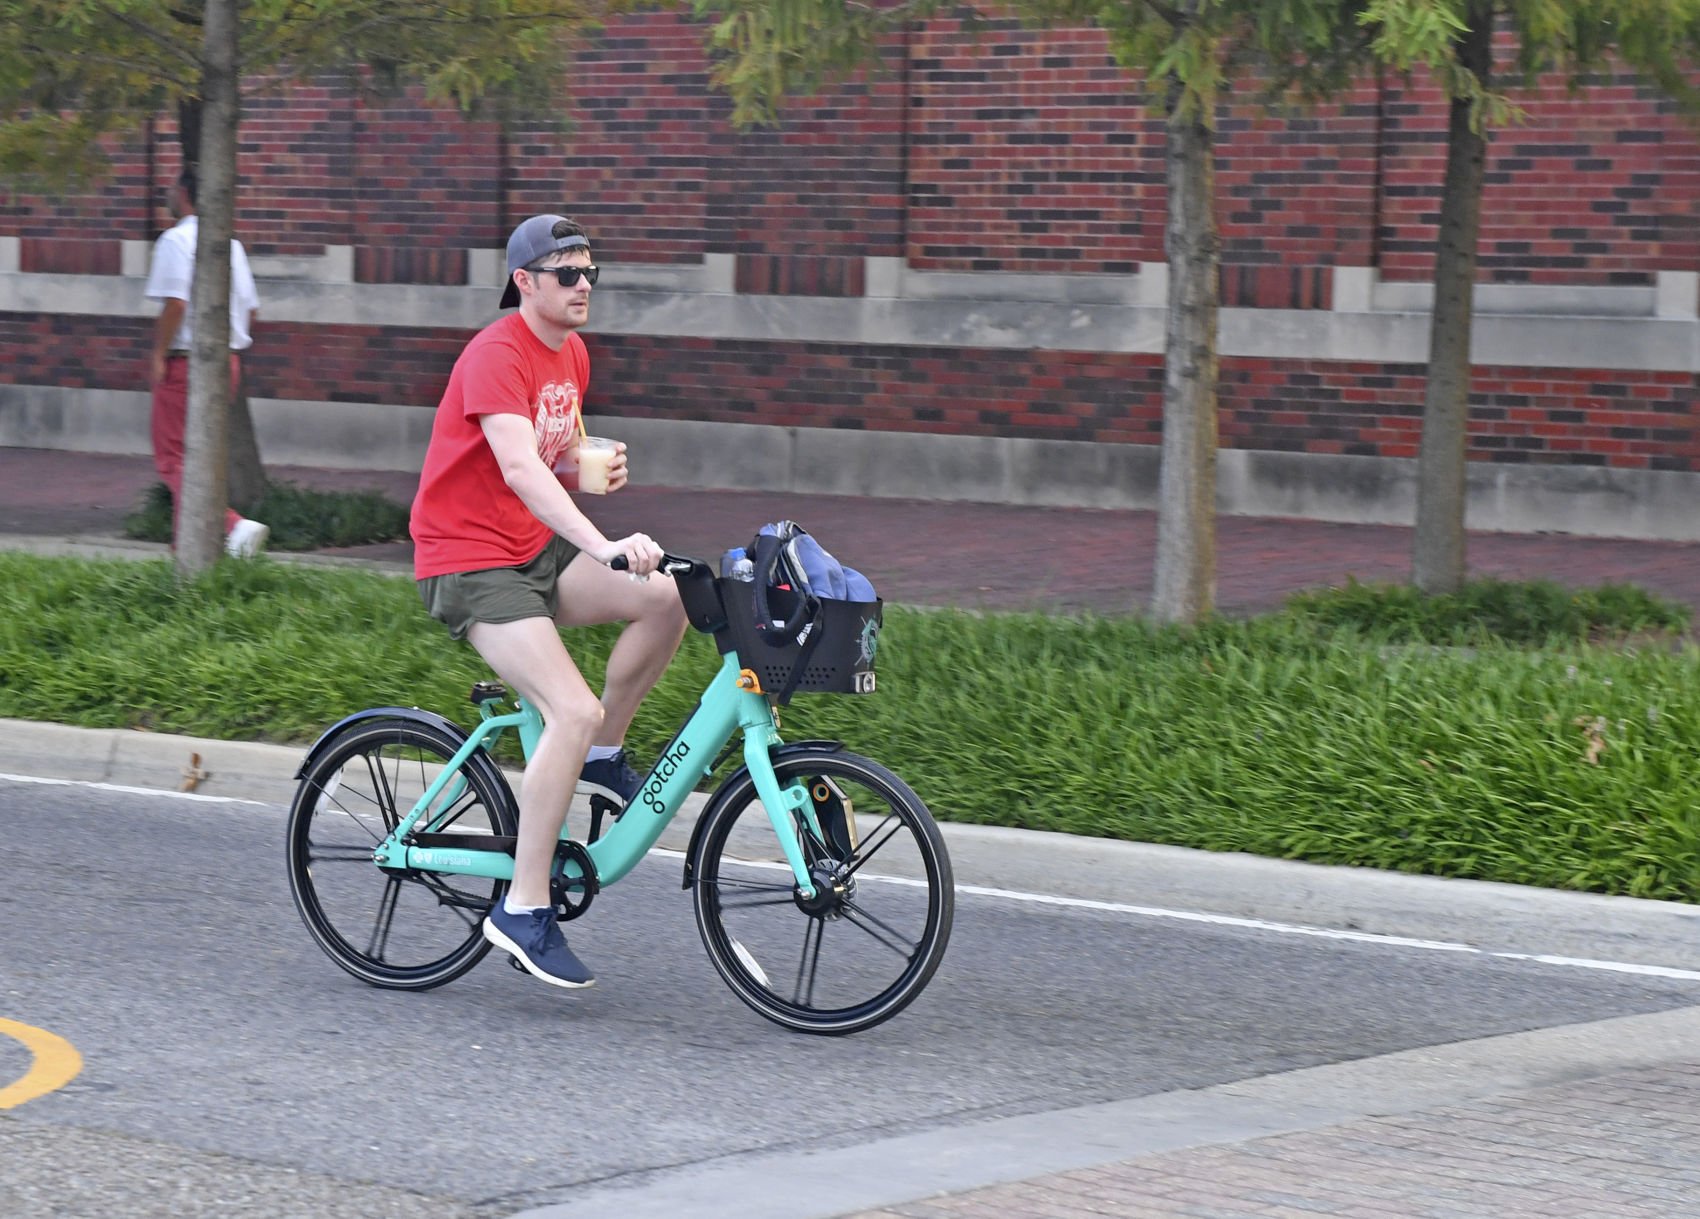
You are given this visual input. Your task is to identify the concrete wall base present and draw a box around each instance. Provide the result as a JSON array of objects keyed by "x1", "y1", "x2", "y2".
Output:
[{"x1": 5, "y1": 384, "x2": 1698, "y2": 542}]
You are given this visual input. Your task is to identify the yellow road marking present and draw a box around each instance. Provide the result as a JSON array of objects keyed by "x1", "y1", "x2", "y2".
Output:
[{"x1": 0, "y1": 1018, "x2": 83, "y2": 1109}]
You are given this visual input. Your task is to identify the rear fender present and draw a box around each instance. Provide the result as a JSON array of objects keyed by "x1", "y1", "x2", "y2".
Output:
[{"x1": 293, "y1": 707, "x2": 470, "y2": 779}]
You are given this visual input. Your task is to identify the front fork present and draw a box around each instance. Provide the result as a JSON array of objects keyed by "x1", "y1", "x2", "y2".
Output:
[{"x1": 733, "y1": 677, "x2": 820, "y2": 901}]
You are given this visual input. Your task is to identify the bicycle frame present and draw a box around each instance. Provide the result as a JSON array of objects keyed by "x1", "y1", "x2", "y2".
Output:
[{"x1": 367, "y1": 651, "x2": 823, "y2": 900}]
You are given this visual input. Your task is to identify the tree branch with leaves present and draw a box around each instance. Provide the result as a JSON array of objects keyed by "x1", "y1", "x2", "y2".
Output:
[
  {"x1": 691, "y1": 0, "x2": 1375, "y2": 622},
  {"x1": 0, "y1": 0, "x2": 629, "y2": 573}
]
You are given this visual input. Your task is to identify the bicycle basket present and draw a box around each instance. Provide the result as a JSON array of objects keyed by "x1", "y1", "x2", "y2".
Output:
[{"x1": 715, "y1": 576, "x2": 882, "y2": 698}]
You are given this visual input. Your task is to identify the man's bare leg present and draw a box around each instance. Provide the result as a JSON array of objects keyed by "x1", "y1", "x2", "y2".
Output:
[
  {"x1": 465, "y1": 615, "x2": 603, "y2": 907},
  {"x1": 555, "y1": 554, "x2": 688, "y2": 745}
]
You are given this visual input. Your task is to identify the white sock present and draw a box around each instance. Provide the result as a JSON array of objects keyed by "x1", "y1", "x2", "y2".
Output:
[
  {"x1": 586, "y1": 744, "x2": 621, "y2": 763},
  {"x1": 504, "y1": 897, "x2": 547, "y2": 915}
]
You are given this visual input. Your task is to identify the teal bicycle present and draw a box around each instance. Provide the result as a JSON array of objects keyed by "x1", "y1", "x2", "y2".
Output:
[{"x1": 285, "y1": 548, "x2": 954, "y2": 1034}]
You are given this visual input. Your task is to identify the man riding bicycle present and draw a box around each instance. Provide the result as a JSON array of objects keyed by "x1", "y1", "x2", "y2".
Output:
[{"x1": 410, "y1": 214, "x2": 686, "y2": 990}]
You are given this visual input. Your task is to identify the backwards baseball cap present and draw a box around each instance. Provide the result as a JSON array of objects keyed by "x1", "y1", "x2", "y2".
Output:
[{"x1": 499, "y1": 214, "x2": 590, "y2": 309}]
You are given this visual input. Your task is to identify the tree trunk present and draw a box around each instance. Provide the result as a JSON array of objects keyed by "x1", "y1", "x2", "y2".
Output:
[
  {"x1": 1412, "y1": 8, "x2": 1493, "y2": 595},
  {"x1": 179, "y1": 93, "x2": 267, "y2": 516},
  {"x1": 176, "y1": 97, "x2": 202, "y2": 176},
  {"x1": 227, "y1": 379, "x2": 267, "y2": 512},
  {"x1": 1150, "y1": 71, "x2": 1220, "y2": 625},
  {"x1": 176, "y1": 0, "x2": 240, "y2": 575}
]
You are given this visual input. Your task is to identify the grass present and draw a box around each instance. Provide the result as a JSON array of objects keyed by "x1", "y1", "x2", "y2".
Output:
[
  {"x1": 3, "y1": 553, "x2": 1698, "y2": 902},
  {"x1": 123, "y1": 481, "x2": 411, "y2": 551}
]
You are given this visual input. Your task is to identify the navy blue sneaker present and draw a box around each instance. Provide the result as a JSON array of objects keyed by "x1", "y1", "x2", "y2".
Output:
[
  {"x1": 483, "y1": 902, "x2": 595, "y2": 988},
  {"x1": 578, "y1": 749, "x2": 642, "y2": 807}
]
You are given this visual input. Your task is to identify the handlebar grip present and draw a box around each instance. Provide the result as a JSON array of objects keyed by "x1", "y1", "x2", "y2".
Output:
[{"x1": 610, "y1": 551, "x2": 696, "y2": 578}]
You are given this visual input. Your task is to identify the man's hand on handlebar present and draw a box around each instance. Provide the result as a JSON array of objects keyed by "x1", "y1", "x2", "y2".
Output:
[{"x1": 598, "y1": 533, "x2": 663, "y2": 577}]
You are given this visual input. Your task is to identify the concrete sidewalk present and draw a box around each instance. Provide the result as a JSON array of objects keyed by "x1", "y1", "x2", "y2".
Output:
[
  {"x1": 9, "y1": 445, "x2": 1700, "y2": 617},
  {"x1": 5, "y1": 443, "x2": 1700, "y2": 1217}
]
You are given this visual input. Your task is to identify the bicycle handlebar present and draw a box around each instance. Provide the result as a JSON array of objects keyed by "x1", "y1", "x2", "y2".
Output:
[
  {"x1": 609, "y1": 549, "x2": 815, "y2": 647},
  {"x1": 609, "y1": 553, "x2": 700, "y2": 579}
]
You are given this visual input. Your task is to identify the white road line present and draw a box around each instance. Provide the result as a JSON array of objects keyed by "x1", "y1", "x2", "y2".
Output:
[
  {"x1": 0, "y1": 772, "x2": 270, "y2": 806},
  {"x1": 12, "y1": 774, "x2": 1700, "y2": 982},
  {"x1": 948, "y1": 880, "x2": 1700, "y2": 981},
  {"x1": 685, "y1": 851, "x2": 1700, "y2": 981}
]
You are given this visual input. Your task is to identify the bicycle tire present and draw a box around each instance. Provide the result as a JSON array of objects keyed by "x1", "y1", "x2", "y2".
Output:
[
  {"x1": 691, "y1": 748, "x2": 953, "y2": 1034},
  {"x1": 286, "y1": 717, "x2": 517, "y2": 990}
]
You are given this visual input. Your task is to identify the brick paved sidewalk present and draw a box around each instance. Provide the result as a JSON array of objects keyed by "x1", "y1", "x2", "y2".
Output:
[
  {"x1": 8, "y1": 446, "x2": 1700, "y2": 618},
  {"x1": 840, "y1": 1062, "x2": 1700, "y2": 1219}
]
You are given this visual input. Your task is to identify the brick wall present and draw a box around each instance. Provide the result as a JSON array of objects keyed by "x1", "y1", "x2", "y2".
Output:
[
  {"x1": 3, "y1": 16, "x2": 1697, "y2": 483},
  {"x1": 8, "y1": 16, "x2": 1695, "y2": 278},
  {"x1": 906, "y1": 19, "x2": 1159, "y2": 272},
  {"x1": 4, "y1": 311, "x2": 1695, "y2": 472},
  {"x1": 2, "y1": 125, "x2": 156, "y2": 273},
  {"x1": 240, "y1": 80, "x2": 360, "y2": 253},
  {"x1": 1374, "y1": 66, "x2": 1700, "y2": 285}
]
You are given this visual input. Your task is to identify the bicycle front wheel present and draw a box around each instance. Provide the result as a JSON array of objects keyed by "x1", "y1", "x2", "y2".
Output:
[
  {"x1": 286, "y1": 717, "x2": 517, "y2": 990},
  {"x1": 691, "y1": 749, "x2": 953, "y2": 1034}
]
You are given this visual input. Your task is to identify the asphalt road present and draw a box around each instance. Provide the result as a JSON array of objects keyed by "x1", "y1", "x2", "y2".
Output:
[{"x1": 5, "y1": 774, "x2": 1700, "y2": 1217}]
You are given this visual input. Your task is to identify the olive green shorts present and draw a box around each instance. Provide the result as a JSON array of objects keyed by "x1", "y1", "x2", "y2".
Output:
[{"x1": 417, "y1": 534, "x2": 581, "y2": 641}]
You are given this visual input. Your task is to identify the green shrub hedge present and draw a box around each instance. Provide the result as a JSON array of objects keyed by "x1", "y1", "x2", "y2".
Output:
[{"x1": 3, "y1": 553, "x2": 1696, "y2": 901}]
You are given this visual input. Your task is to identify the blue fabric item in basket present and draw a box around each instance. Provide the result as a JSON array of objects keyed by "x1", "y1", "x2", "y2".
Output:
[{"x1": 722, "y1": 524, "x2": 876, "y2": 602}]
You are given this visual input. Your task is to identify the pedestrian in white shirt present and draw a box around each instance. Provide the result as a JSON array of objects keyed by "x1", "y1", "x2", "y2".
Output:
[{"x1": 144, "y1": 169, "x2": 268, "y2": 557}]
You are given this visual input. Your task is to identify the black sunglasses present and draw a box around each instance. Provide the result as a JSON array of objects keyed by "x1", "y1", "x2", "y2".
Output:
[{"x1": 525, "y1": 263, "x2": 599, "y2": 288}]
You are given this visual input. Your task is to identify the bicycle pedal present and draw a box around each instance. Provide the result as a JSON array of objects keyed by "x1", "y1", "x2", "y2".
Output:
[{"x1": 508, "y1": 953, "x2": 528, "y2": 973}]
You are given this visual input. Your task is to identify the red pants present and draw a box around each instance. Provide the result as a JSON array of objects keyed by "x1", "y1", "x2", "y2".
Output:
[{"x1": 151, "y1": 354, "x2": 243, "y2": 534}]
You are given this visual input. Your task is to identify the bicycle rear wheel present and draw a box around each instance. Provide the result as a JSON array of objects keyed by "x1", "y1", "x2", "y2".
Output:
[
  {"x1": 286, "y1": 717, "x2": 517, "y2": 990},
  {"x1": 691, "y1": 749, "x2": 953, "y2": 1034}
]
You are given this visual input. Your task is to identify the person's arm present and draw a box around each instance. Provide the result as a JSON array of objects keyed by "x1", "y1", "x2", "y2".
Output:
[
  {"x1": 234, "y1": 241, "x2": 259, "y2": 343},
  {"x1": 479, "y1": 412, "x2": 660, "y2": 572},
  {"x1": 151, "y1": 298, "x2": 187, "y2": 386},
  {"x1": 145, "y1": 230, "x2": 191, "y2": 385}
]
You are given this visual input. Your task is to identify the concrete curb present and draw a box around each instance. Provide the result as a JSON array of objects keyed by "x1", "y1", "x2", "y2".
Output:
[
  {"x1": 3, "y1": 717, "x2": 1697, "y2": 971},
  {"x1": 2, "y1": 532, "x2": 414, "y2": 575},
  {"x1": 0, "y1": 717, "x2": 305, "y2": 801}
]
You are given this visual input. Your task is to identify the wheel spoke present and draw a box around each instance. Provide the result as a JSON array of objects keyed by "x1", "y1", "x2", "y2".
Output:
[
  {"x1": 411, "y1": 872, "x2": 493, "y2": 925},
  {"x1": 365, "y1": 750, "x2": 402, "y2": 834},
  {"x1": 424, "y1": 784, "x2": 485, "y2": 833},
  {"x1": 840, "y1": 900, "x2": 921, "y2": 961},
  {"x1": 317, "y1": 781, "x2": 387, "y2": 830},
  {"x1": 717, "y1": 893, "x2": 799, "y2": 911},
  {"x1": 306, "y1": 841, "x2": 378, "y2": 864},
  {"x1": 364, "y1": 876, "x2": 403, "y2": 961},
  {"x1": 798, "y1": 822, "x2": 835, "y2": 865},
  {"x1": 793, "y1": 916, "x2": 825, "y2": 1007},
  {"x1": 302, "y1": 776, "x2": 390, "y2": 846},
  {"x1": 704, "y1": 873, "x2": 798, "y2": 911},
  {"x1": 707, "y1": 876, "x2": 794, "y2": 894},
  {"x1": 840, "y1": 815, "x2": 905, "y2": 878}
]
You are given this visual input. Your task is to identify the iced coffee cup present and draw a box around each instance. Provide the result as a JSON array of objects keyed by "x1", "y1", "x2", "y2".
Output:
[{"x1": 556, "y1": 435, "x2": 620, "y2": 495}]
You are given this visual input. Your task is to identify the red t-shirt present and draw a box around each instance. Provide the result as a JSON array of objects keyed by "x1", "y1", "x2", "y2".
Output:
[{"x1": 411, "y1": 312, "x2": 589, "y2": 578}]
